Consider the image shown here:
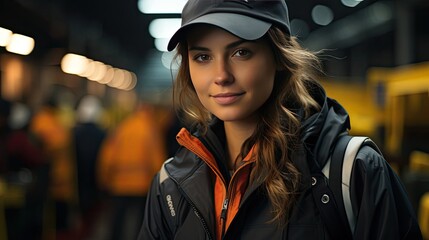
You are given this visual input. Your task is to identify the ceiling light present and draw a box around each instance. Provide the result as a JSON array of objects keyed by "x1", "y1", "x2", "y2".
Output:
[
  {"x1": 154, "y1": 38, "x2": 170, "y2": 52},
  {"x1": 98, "y1": 66, "x2": 115, "y2": 84},
  {"x1": 6, "y1": 33, "x2": 35, "y2": 55},
  {"x1": 341, "y1": 0, "x2": 363, "y2": 8},
  {"x1": 87, "y1": 61, "x2": 108, "y2": 81},
  {"x1": 149, "y1": 18, "x2": 182, "y2": 39},
  {"x1": 61, "y1": 53, "x2": 89, "y2": 75},
  {"x1": 312, "y1": 5, "x2": 334, "y2": 26},
  {"x1": 124, "y1": 73, "x2": 137, "y2": 91},
  {"x1": 0, "y1": 27, "x2": 12, "y2": 47},
  {"x1": 138, "y1": 0, "x2": 187, "y2": 14}
]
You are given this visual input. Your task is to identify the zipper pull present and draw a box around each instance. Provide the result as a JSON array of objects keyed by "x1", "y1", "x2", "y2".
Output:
[{"x1": 221, "y1": 198, "x2": 229, "y2": 220}]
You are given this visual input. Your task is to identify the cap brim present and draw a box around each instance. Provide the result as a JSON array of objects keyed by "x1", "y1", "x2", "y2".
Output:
[{"x1": 167, "y1": 13, "x2": 272, "y2": 51}]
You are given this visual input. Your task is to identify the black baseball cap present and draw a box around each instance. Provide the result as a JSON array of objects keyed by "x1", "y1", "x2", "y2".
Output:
[{"x1": 167, "y1": 0, "x2": 290, "y2": 51}]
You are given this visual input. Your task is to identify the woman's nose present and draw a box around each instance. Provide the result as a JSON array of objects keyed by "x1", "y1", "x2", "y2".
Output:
[{"x1": 213, "y1": 60, "x2": 233, "y2": 85}]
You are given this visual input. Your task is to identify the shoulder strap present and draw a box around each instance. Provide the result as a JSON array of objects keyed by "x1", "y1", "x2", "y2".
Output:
[
  {"x1": 317, "y1": 135, "x2": 379, "y2": 239},
  {"x1": 329, "y1": 135, "x2": 368, "y2": 234},
  {"x1": 159, "y1": 157, "x2": 174, "y2": 184},
  {"x1": 157, "y1": 157, "x2": 179, "y2": 234},
  {"x1": 340, "y1": 136, "x2": 368, "y2": 232},
  {"x1": 329, "y1": 135, "x2": 353, "y2": 232}
]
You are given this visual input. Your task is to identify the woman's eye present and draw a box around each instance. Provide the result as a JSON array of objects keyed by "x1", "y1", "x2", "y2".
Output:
[
  {"x1": 234, "y1": 49, "x2": 251, "y2": 57},
  {"x1": 194, "y1": 54, "x2": 210, "y2": 62}
]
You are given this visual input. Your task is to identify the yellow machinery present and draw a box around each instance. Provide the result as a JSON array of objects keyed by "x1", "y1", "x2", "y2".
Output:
[
  {"x1": 367, "y1": 62, "x2": 429, "y2": 156},
  {"x1": 322, "y1": 61, "x2": 429, "y2": 158}
]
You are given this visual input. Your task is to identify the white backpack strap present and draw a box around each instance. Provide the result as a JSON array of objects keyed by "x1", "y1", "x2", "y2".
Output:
[
  {"x1": 342, "y1": 136, "x2": 368, "y2": 233},
  {"x1": 322, "y1": 158, "x2": 331, "y2": 179},
  {"x1": 159, "y1": 157, "x2": 174, "y2": 184}
]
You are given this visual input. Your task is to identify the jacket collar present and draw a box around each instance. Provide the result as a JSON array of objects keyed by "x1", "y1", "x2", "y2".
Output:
[{"x1": 300, "y1": 83, "x2": 351, "y2": 172}]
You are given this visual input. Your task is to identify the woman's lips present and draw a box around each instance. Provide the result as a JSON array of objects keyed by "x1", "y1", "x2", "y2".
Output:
[{"x1": 212, "y1": 92, "x2": 244, "y2": 105}]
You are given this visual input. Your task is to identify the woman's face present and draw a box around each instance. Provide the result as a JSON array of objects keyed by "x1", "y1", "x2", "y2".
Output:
[{"x1": 187, "y1": 25, "x2": 276, "y2": 124}]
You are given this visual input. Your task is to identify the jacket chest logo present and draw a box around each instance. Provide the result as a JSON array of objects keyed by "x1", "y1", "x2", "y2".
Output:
[{"x1": 166, "y1": 194, "x2": 176, "y2": 217}]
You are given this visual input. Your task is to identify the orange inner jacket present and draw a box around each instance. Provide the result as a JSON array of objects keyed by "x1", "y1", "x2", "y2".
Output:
[{"x1": 177, "y1": 128, "x2": 256, "y2": 240}]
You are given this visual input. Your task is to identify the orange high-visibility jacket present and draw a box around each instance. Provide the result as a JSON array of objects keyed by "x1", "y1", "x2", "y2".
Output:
[
  {"x1": 30, "y1": 107, "x2": 75, "y2": 201},
  {"x1": 98, "y1": 108, "x2": 166, "y2": 196}
]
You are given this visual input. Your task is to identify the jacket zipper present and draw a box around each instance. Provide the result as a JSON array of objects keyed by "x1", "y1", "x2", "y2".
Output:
[
  {"x1": 177, "y1": 131, "x2": 255, "y2": 239},
  {"x1": 220, "y1": 198, "x2": 229, "y2": 235},
  {"x1": 177, "y1": 132, "x2": 227, "y2": 239},
  {"x1": 176, "y1": 185, "x2": 214, "y2": 240},
  {"x1": 164, "y1": 155, "x2": 214, "y2": 240},
  {"x1": 192, "y1": 204, "x2": 213, "y2": 240},
  {"x1": 220, "y1": 161, "x2": 252, "y2": 237}
]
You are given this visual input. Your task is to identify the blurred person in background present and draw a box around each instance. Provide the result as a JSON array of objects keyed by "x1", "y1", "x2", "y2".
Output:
[
  {"x1": 0, "y1": 98, "x2": 47, "y2": 240},
  {"x1": 72, "y1": 95, "x2": 106, "y2": 238},
  {"x1": 30, "y1": 94, "x2": 76, "y2": 239},
  {"x1": 139, "y1": 1, "x2": 422, "y2": 239},
  {"x1": 97, "y1": 101, "x2": 166, "y2": 240}
]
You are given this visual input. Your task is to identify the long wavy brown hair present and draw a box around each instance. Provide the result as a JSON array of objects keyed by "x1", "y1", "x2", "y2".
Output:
[{"x1": 173, "y1": 26, "x2": 322, "y2": 224}]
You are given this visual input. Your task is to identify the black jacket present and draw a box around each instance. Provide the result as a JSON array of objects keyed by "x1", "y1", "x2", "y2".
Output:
[{"x1": 138, "y1": 86, "x2": 422, "y2": 240}]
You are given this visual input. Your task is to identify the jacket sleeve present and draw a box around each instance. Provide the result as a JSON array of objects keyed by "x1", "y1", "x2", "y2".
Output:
[
  {"x1": 137, "y1": 173, "x2": 173, "y2": 240},
  {"x1": 351, "y1": 145, "x2": 422, "y2": 240}
]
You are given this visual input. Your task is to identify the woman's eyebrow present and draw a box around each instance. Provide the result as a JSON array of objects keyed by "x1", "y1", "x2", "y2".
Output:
[
  {"x1": 188, "y1": 46, "x2": 209, "y2": 52},
  {"x1": 225, "y1": 39, "x2": 251, "y2": 49}
]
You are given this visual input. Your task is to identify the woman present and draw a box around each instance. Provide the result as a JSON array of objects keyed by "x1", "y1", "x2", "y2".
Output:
[{"x1": 138, "y1": 1, "x2": 422, "y2": 239}]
